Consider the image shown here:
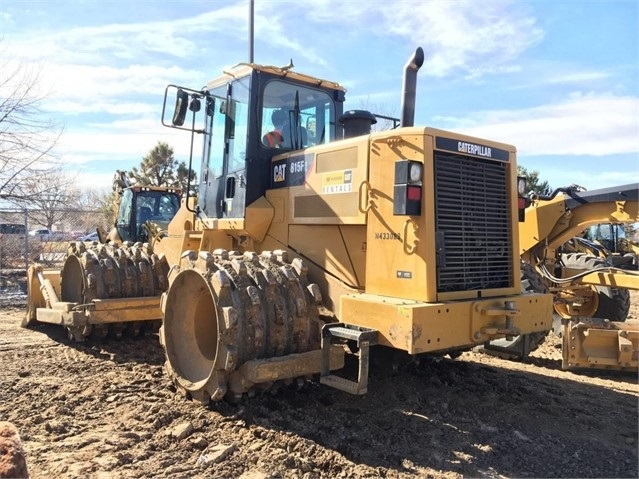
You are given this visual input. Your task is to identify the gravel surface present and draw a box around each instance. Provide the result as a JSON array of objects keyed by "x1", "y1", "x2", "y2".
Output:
[{"x1": 1, "y1": 292, "x2": 637, "y2": 479}]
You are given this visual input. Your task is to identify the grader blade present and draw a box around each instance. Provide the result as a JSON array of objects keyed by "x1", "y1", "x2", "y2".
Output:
[{"x1": 562, "y1": 318, "x2": 638, "y2": 371}]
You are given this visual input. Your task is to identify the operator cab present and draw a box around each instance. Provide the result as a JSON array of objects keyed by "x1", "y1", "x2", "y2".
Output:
[
  {"x1": 162, "y1": 63, "x2": 346, "y2": 220},
  {"x1": 115, "y1": 186, "x2": 182, "y2": 243}
]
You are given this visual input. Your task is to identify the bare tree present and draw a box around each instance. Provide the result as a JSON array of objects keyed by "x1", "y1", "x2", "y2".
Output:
[
  {"x1": 0, "y1": 46, "x2": 63, "y2": 202},
  {"x1": 12, "y1": 171, "x2": 79, "y2": 230},
  {"x1": 357, "y1": 97, "x2": 398, "y2": 132},
  {"x1": 74, "y1": 187, "x2": 116, "y2": 229},
  {"x1": 74, "y1": 187, "x2": 112, "y2": 213}
]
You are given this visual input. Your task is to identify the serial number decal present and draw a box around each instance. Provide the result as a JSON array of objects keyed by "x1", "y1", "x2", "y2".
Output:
[
  {"x1": 435, "y1": 136, "x2": 510, "y2": 162},
  {"x1": 374, "y1": 232, "x2": 401, "y2": 240},
  {"x1": 321, "y1": 169, "x2": 352, "y2": 195}
]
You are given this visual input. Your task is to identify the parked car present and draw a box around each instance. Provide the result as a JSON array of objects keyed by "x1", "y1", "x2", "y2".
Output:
[
  {"x1": 28, "y1": 228, "x2": 65, "y2": 242},
  {"x1": 1, "y1": 223, "x2": 26, "y2": 236},
  {"x1": 77, "y1": 231, "x2": 99, "y2": 242}
]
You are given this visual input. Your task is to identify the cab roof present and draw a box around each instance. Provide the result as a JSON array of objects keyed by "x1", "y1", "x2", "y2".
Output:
[{"x1": 205, "y1": 62, "x2": 346, "y2": 93}]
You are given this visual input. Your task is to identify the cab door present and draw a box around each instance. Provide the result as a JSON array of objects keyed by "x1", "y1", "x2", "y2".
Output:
[
  {"x1": 199, "y1": 77, "x2": 250, "y2": 219},
  {"x1": 115, "y1": 189, "x2": 135, "y2": 241}
]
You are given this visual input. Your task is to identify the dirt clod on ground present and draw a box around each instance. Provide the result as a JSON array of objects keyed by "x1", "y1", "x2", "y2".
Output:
[
  {"x1": 0, "y1": 292, "x2": 637, "y2": 479},
  {"x1": 0, "y1": 421, "x2": 29, "y2": 479}
]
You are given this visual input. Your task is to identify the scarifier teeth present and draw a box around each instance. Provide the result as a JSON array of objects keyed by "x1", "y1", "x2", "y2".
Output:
[
  {"x1": 243, "y1": 251, "x2": 259, "y2": 263},
  {"x1": 292, "y1": 257, "x2": 306, "y2": 276},
  {"x1": 198, "y1": 251, "x2": 212, "y2": 261},
  {"x1": 246, "y1": 285, "x2": 261, "y2": 306},
  {"x1": 261, "y1": 268, "x2": 276, "y2": 285}
]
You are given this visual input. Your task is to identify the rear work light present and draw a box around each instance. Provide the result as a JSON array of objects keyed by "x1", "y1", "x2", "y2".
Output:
[{"x1": 394, "y1": 160, "x2": 423, "y2": 216}]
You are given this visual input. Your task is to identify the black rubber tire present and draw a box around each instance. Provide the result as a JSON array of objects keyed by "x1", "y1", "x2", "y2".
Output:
[
  {"x1": 559, "y1": 253, "x2": 630, "y2": 322},
  {"x1": 479, "y1": 261, "x2": 549, "y2": 357}
]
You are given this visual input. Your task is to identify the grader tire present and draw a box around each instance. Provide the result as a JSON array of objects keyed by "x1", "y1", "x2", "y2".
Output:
[
  {"x1": 596, "y1": 288, "x2": 630, "y2": 321},
  {"x1": 160, "y1": 249, "x2": 323, "y2": 404},
  {"x1": 556, "y1": 253, "x2": 630, "y2": 322}
]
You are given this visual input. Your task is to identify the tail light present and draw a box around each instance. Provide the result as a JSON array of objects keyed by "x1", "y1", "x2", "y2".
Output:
[{"x1": 394, "y1": 160, "x2": 423, "y2": 216}]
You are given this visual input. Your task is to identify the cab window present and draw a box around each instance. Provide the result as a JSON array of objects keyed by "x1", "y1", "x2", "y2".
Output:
[
  {"x1": 261, "y1": 80, "x2": 337, "y2": 150},
  {"x1": 203, "y1": 76, "x2": 250, "y2": 177}
]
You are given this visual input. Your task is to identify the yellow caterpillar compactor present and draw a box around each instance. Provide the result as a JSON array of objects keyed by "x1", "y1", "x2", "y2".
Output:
[
  {"x1": 26, "y1": 48, "x2": 556, "y2": 401},
  {"x1": 481, "y1": 185, "x2": 638, "y2": 371},
  {"x1": 25, "y1": 173, "x2": 182, "y2": 339}
]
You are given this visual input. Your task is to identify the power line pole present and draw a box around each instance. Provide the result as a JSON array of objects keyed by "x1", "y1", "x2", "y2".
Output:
[{"x1": 249, "y1": 0, "x2": 255, "y2": 63}]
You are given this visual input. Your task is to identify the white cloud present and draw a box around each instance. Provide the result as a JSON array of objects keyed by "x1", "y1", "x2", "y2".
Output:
[
  {"x1": 521, "y1": 158, "x2": 638, "y2": 192},
  {"x1": 3, "y1": 0, "x2": 634, "y2": 196},
  {"x1": 302, "y1": 0, "x2": 543, "y2": 78},
  {"x1": 57, "y1": 121, "x2": 193, "y2": 163},
  {"x1": 437, "y1": 92, "x2": 639, "y2": 156},
  {"x1": 7, "y1": 4, "x2": 248, "y2": 63}
]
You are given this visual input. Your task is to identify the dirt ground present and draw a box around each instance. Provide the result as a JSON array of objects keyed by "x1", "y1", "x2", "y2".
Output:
[{"x1": 0, "y1": 292, "x2": 637, "y2": 479}]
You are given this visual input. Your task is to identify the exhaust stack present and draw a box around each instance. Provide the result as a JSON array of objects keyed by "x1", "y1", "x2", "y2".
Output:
[{"x1": 400, "y1": 47, "x2": 425, "y2": 127}]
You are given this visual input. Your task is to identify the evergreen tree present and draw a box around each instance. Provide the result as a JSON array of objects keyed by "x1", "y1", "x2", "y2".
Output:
[
  {"x1": 517, "y1": 166, "x2": 552, "y2": 197},
  {"x1": 130, "y1": 141, "x2": 197, "y2": 194}
]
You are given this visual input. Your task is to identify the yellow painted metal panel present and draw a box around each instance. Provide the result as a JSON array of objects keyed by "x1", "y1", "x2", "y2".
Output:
[
  {"x1": 340, "y1": 292, "x2": 553, "y2": 354},
  {"x1": 284, "y1": 137, "x2": 369, "y2": 225},
  {"x1": 316, "y1": 146, "x2": 359, "y2": 173},
  {"x1": 579, "y1": 271, "x2": 639, "y2": 290},
  {"x1": 364, "y1": 131, "x2": 436, "y2": 302},
  {"x1": 289, "y1": 224, "x2": 365, "y2": 288}
]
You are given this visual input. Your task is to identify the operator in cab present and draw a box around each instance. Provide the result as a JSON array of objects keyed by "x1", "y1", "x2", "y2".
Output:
[{"x1": 262, "y1": 109, "x2": 287, "y2": 148}]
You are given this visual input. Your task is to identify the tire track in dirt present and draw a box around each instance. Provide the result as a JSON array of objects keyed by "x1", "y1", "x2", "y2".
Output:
[{"x1": 1, "y1": 301, "x2": 638, "y2": 479}]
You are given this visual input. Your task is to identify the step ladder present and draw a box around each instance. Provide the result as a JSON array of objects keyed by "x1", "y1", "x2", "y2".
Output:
[{"x1": 320, "y1": 323, "x2": 378, "y2": 395}]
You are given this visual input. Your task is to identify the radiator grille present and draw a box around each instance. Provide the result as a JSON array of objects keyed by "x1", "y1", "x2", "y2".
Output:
[{"x1": 434, "y1": 152, "x2": 513, "y2": 292}]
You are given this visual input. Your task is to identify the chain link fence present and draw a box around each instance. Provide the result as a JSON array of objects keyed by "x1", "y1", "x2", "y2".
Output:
[{"x1": 0, "y1": 208, "x2": 111, "y2": 303}]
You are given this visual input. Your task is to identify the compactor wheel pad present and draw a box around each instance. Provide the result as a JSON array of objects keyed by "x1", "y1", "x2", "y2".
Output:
[
  {"x1": 160, "y1": 249, "x2": 323, "y2": 403},
  {"x1": 55, "y1": 241, "x2": 169, "y2": 340}
]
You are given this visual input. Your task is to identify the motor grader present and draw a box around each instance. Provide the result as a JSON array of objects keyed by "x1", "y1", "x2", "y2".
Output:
[
  {"x1": 26, "y1": 47, "x2": 555, "y2": 401},
  {"x1": 482, "y1": 184, "x2": 639, "y2": 371},
  {"x1": 25, "y1": 172, "x2": 182, "y2": 340},
  {"x1": 568, "y1": 222, "x2": 639, "y2": 270}
]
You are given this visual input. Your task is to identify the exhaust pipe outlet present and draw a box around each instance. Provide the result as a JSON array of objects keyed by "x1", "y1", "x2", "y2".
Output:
[{"x1": 400, "y1": 47, "x2": 425, "y2": 128}]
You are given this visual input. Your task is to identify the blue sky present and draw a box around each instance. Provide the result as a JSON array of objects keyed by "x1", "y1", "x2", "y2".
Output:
[{"x1": 1, "y1": 0, "x2": 637, "y2": 194}]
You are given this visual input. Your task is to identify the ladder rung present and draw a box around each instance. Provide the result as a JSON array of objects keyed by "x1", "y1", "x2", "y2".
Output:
[
  {"x1": 320, "y1": 374, "x2": 367, "y2": 395},
  {"x1": 324, "y1": 325, "x2": 378, "y2": 345}
]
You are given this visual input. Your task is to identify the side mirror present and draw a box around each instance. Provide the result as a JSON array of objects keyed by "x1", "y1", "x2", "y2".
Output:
[
  {"x1": 189, "y1": 97, "x2": 201, "y2": 113},
  {"x1": 172, "y1": 89, "x2": 189, "y2": 126}
]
